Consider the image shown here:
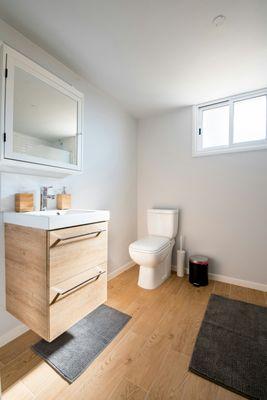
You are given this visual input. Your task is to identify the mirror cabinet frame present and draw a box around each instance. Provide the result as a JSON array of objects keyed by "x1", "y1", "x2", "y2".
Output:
[{"x1": 0, "y1": 43, "x2": 84, "y2": 177}]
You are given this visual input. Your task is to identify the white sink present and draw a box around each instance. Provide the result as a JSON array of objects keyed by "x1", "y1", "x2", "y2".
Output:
[{"x1": 3, "y1": 209, "x2": 110, "y2": 230}]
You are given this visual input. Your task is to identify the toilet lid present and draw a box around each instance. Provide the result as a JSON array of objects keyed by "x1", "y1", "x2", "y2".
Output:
[{"x1": 130, "y1": 236, "x2": 170, "y2": 254}]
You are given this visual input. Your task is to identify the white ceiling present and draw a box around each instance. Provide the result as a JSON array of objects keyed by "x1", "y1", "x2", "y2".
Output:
[{"x1": 0, "y1": 0, "x2": 266, "y2": 118}]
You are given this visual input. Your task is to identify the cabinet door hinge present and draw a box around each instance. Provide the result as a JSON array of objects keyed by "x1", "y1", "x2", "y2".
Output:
[
  {"x1": 3, "y1": 132, "x2": 6, "y2": 142},
  {"x1": 198, "y1": 128, "x2": 202, "y2": 135},
  {"x1": 5, "y1": 68, "x2": 8, "y2": 79}
]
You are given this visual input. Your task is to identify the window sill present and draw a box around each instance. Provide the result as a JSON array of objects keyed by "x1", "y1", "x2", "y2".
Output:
[{"x1": 192, "y1": 142, "x2": 267, "y2": 157}]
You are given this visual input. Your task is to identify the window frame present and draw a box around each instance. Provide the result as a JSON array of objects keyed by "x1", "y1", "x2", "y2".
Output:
[{"x1": 192, "y1": 88, "x2": 267, "y2": 157}]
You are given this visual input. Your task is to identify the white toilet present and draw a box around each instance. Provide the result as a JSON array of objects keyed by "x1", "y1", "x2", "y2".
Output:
[{"x1": 129, "y1": 209, "x2": 179, "y2": 289}]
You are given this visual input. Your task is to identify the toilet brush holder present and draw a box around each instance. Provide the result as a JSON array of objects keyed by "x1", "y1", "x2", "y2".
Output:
[{"x1": 177, "y1": 250, "x2": 186, "y2": 277}]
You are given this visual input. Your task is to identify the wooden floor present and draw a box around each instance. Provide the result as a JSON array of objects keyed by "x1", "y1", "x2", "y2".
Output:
[{"x1": 0, "y1": 266, "x2": 266, "y2": 400}]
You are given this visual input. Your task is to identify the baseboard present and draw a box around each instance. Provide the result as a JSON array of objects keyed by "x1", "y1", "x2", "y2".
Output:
[
  {"x1": 172, "y1": 265, "x2": 266, "y2": 292},
  {"x1": 0, "y1": 324, "x2": 28, "y2": 348},
  {"x1": 108, "y1": 261, "x2": 135, "y2": 281},
  {"x1": 208, "y1": 272, "x2": 267, "y2": 292}
]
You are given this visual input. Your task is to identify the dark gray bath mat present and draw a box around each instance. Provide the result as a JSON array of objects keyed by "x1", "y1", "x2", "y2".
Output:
[
  {"x1": 189, "y1": 294, "x2": 267, "y2": 400},
  {"x1": 32, "y1": 304, "x2": 131, "y2": 383}
]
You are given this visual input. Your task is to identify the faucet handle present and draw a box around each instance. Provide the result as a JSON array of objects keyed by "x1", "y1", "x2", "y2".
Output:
[{"x1": 41, "y1": 185, "x2": 53, "y2": 191}]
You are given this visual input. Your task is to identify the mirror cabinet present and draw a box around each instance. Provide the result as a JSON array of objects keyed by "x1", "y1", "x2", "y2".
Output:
[{"x1": 0, "y1": 43, "x2": 83, "y2": 177}]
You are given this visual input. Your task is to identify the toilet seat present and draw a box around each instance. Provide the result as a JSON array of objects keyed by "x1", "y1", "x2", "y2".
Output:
[{"x1": 129, "y1": 235, "x2": 170, "y2": 254}]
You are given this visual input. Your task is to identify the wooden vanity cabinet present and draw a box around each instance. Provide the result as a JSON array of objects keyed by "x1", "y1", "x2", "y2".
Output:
[{"x1": 5, "y1": 222, "x2": 108, "y2": 342}]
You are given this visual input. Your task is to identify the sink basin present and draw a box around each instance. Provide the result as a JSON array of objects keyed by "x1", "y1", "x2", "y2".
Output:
[
  {"x1": 3, "y1": 209, "x2": 110, "y2": 230},
  {"x1": 26, "y1": 209, "x2": 96, "y2": 216}
]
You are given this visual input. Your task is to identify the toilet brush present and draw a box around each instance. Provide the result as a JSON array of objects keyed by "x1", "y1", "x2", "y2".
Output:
[{"x1": 177, "y1": 235, "x2": 185, "y2": 278}]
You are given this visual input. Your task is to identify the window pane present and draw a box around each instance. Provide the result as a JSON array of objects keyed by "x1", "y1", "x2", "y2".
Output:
[
  {"x1": 233, "y1": 96, "x2": 266, "y2": 143},
  {"x1": 202, "y1": 105, "x2": 229, "y2": 148}
]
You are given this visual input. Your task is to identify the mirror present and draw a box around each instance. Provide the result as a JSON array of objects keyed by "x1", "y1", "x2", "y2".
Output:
[{"x1": 12, "y1": 66, "x2": 78, "y2": 165}]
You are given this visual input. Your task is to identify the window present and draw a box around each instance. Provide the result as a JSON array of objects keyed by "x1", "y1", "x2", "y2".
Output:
[
  {"x1": 193, "y1": 89, "x2": 267, "y2": 156},
  {"x1": 233, "y1": 96, "x2": 266, "y2": 143},
  {"x1": 202, "y1": 104, "x2": 229, "y2": 148}
]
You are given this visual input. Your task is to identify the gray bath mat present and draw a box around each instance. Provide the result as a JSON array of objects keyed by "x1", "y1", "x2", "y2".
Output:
[
  {"x1": 189, "y1": 294, "x2": 267, "y2": 400},
  {"x1": 32, "y1": 304, "x2": 131, "y2": 383}
]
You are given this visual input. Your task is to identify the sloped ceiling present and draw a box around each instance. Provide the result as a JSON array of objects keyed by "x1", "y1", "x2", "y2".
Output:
[{"x1": 0, "y1": 0, "x2": 266, "y2": 117}]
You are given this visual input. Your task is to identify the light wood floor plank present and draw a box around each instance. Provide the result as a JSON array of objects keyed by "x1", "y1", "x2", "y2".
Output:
[
  {"x1": 22, "y1": 359, "x2": 68, "y2": 399},
  {"x1": 212, "y1": 281, "x2": 231, "y2": 297},
  {"x1": 215, "y1": 386, "x2": 245, "y2": 399},
  {"x1": 2, "y1": 381, "x2": 34, "y2": 400},
  {"x1": 108, "y1": 378, "x2": 147, "y2": 400},
  {"x1": 1, "y1": 348, "x2": 40, "y2": 391},
  {"x1": 146, "y1": 350, "x2": 190, "y2": 399},
  {"x1": 0, "y1": 331, "x2": 39, "y2": 366},
  {"x1": 246, "y1": 288, "x2": 266, "y2": 306},
  {"x1": 125, "y1": 331, "x2": 171, "y2": 391},
  {"x1": 229, "y1": 285, "x2": 248, "y2": 302},
  {"x1": 180, "y1": 373, "x2": 218, "y2": 400},
  {"x1": 170, "y1": 300, "x2": 206, "y2": 356}
]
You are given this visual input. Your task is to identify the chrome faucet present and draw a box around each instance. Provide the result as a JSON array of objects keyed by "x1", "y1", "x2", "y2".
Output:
[{"x1": 40, "y1": 186, "x2": 55, "y2": 211}]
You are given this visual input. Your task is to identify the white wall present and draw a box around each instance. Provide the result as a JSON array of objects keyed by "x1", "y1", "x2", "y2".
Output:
[
  {"x1": 0, "y1": 19, "x2": 137, "y2": 342},
  {"x1": 138, "y1": 107, "x2": 267, "y2": 287}
]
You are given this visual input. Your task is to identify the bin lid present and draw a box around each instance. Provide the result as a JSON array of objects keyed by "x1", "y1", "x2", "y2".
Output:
[{"x1": 189, "y1": 255, "x2": 208, "y2": 265}]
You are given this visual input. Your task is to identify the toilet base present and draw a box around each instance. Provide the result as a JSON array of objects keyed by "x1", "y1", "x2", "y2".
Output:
[{"x1": 138, "y1": 245, "x2": 173, "y2": 290}]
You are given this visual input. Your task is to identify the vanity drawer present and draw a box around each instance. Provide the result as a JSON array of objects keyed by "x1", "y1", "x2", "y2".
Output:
[
  {"x1": 49, "y1": 265, "x2": 106, "y2": 304},
  {"x1": 49, "y1": 222, "x2": 108, "y2": 285},
  {"x1": 49, "y1": 267, "x2": 107, "y2": 340}
]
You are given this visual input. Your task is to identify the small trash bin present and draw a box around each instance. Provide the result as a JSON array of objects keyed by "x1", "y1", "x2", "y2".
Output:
[{"x1": 189, "y1": 255, "x2": 209, "y2": 286}]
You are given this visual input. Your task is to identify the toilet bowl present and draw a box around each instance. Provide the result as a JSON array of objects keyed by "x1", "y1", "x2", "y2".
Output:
[
  {"x1": 129, "y1": 236, "x2": 175, "y2": 289},
  {"x1": 129, "y1": 209, "x2": 178, "y2": 290}
]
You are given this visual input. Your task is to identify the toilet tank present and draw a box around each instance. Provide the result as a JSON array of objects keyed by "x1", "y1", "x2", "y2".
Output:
[{"x1": 147, "y1": 209, "x2": 179, "y2": 239}]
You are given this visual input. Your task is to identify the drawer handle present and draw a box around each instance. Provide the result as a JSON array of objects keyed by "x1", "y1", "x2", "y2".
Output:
[
  {"x1": 51, "y1": 230, "x2": 102, "y2": 247},
  {"x1": 50, "y1": 270, "x2": 105, "y2": 304}
]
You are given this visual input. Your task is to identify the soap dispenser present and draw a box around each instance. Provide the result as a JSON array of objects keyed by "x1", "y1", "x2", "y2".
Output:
[{"x1": 57, "y1": 186, "x2": 71, "y2": 210}]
